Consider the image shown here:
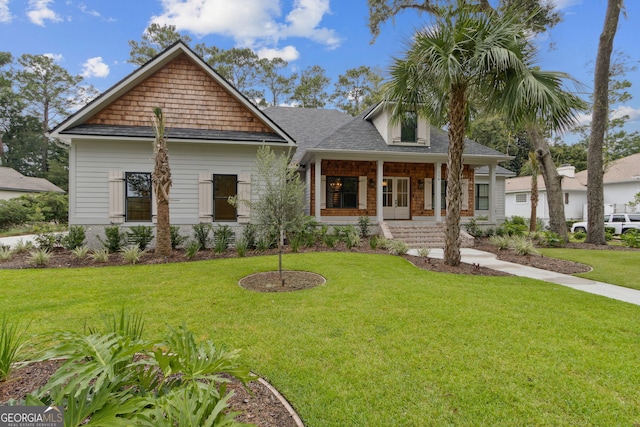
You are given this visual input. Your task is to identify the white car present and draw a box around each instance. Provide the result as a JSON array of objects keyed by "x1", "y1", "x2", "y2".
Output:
[{"x1": 571, "y1": 213, "x2": 640, "y2": 234}]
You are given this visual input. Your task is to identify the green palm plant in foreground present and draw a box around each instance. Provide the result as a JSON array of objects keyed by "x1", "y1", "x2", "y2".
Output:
[
  {"x1": 386, "y1": 2, "x2": 582, "y2": 266},
  {"x1": 25, "y1": 316, "x2": 255, "y2": 427},
  {"x1": 0, "y1": 316, "x2": 29, "y2": 381}
]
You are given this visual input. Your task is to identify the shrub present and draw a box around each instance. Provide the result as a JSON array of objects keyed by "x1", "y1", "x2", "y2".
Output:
[
  {"x1": 622, "y1": 229, "x2": 640, "y2": 248},
  {"x1": 71, "y1": 245, "x2": 90, "y2": 260},
  {"x1": 489, "y1": 235, "x2": 511, "y2": 250},
  {"x1": 465, "y1": 218, "x2": 483, "y2": 238},
  {"x1": 0, "y1": 316, "x2": 29, "y2": 381},
  {"x1": 121, "y1": 245, "x2": 145, "y2": 264},
  {"x1": 184, "y1": 240, "x2": 201, "y2": 260},
  {"x1": 387, "y1": 239, "x2": 409, "y2": 255},
  {"x1": 26, "y1": 321, "x2": 254, "y2": 426},
  {"x1": 242, "y1": 223, "x2": 258, "y2": 249},
  {"x1": 541, "y1": 231, "x2": 564, "y2": 247},
  {"x1": 213, "y1": 224, "x2": 233, "y2": 253},
  {"x1": 0, "y1": 198, "x2": 29, "y2": 230},
  {"x1": 417, "y1": 247, "x2": 431, "y2": 258},
  {"x1": 573, "y1": 230, "x2": 586, "y2": 240},
  {"x1": 12, "y1": 239, "x2": 34, "y2": 254},
  {"x1": 192, "y1": 224, "x2": 211, "y2": 250},
  {"x1": 29, "y1": 249, "x2": 51, "y2": 267},
  {"x1": 369, "y1": 235, "x2": 379, "y2": 250},
  {"x1": 87, "y1": 308, "x2": 145, "y2": 341},
  {"x1": 289, "y1": 232, "x2": 303, "y2": 252},
  {"x1": 345, "y1": 228, "x2": 361, "y2": 250},
  {"x1": 170, "y1": 225, "x2": 187, "y2": 249},
  {"x1": 322, "y1": 233, "x2": 338, "y2": 249},
  {"x1": 61, "y1": 225, "x2": 86, "y2": 250},
  {"x1": 34, "y1": 230, "x2": 59, "y2": 251},
  {"x1": 98, "y1": 225, "x2": 127, "y2": 253},
  {"x1": 235, "y1": 237, "x2": 248, "y2": 257},
  {"x1": 126, "y1": 225, "x2": 154, "y2": 251},
  {"x1": 90, "y1": 248, "x2": 110, "y2": 263},
  {"x1": 0, "y1": 246, "x2": 13, "y2": 261},
  {"x1": 358, "y1": 216, "x2": 372, "y2": 238},
  {"x1": 256, "y1": 236, "x2": 271, "y2": 252},
  {"x1": 511, "y1": 236, "x2": 540, "y2": 256},
  {"x1": 498, "y1": 217, "x2": 528, "y2": 237}
]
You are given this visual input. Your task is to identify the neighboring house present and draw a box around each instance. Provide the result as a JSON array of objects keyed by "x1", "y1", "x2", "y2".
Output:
[
  {"x1": 48, "y1": 41, "x2": 512, "y2": 245},
  {"x1": 505, "y1": 152, "x2": 640, "y2": 221},
  {"x1": 0, "y1": 166, "x2": 65, "y2": 200}
]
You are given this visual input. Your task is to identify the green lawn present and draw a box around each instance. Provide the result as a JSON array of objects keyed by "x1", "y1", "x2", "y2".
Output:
[
  {"x1": 2, "y1": 252, "x2": 640, "y2": 426},
  {"x1": 540, "y1": 247, "x2": 640, "y2": 290}
]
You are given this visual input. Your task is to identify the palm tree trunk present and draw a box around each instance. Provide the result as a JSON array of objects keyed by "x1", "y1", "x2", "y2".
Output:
[
  {"x1": 154, "y1": 146, "x2": 172, "y2": 257},
  {"x1": 444, "y1": 85, "x2": 466, "y2": 266}
]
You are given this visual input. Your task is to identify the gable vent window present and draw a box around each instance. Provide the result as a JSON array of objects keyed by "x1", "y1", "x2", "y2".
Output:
[
  {"x1": 401, "y1": 111, "x2": 417, "y2": 143},
  {"x1": 125, "y1": 172, "x2": 152, "y2": 222},
  {"x1": 515, "y1": 193, "x2": 527, "y2": 204}
]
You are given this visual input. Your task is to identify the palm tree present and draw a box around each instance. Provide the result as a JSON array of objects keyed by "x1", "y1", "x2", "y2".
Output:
[
  {"x1": 527, "y1": 151, "x2": 540, "y2": 233},
  {"x1": 386, "y1": 3, "x2": 582, "y2": 265},
  {"x1": 151, "y1": 107, "x2": 172, "y2": 257}
]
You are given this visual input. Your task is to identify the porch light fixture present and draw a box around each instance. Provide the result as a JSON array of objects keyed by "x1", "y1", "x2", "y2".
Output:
[
  {"x1": 418, "y1": 179, "x2": 424, "y2": 190},
  {"x1": 369, "y1": 178, "x2": 375, "y2": 188}
]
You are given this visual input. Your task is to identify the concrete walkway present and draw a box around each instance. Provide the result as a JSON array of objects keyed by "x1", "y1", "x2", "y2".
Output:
[
  {"x1": 409, "y1": 248, "x2": 640, "y2": 306},
  {"x1": 0, "y1": 234, "x2": 39, "y2": 249}
]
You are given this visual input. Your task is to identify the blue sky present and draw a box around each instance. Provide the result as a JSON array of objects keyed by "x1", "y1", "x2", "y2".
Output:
[{"x1": 1, "y1": 0, "x2": 639, "y2": 141}]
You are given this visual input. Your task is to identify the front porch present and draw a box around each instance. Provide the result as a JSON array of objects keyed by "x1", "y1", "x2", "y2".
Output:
[{"x1": 307, "y1": 158, "x2": 501, "y2": 224}]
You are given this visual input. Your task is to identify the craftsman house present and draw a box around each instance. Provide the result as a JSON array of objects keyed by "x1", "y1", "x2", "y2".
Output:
[{"x1": 48, "y1": 41, "x2": 511, "y2": 246}]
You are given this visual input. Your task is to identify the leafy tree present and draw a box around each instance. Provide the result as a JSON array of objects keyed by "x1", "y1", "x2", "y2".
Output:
[
  {"x1": 291, "y1": 65, "x2": 330, "y2": 108},
  {"x1": 469, "y1": 115, "x2": 531, "y2": 174},
  {"x1": 128, "y1": 23, "x2": 192, "y2": 65},
  {"x1": 212, "y1": 48, "x2": 264, "y2": 102},
  {"x1": 549, "y1": 139, "x2": 588, "y2": 172},
  {"x1": 151, "y1": 107, "x2": 172, "y2": 257},
  {"x1": 13, "y1": 54, "x2": 96, "y2": 174},
  {"x1": 258, "y1": 57, "x2": 297, "y2": 106},
  {"x1": 386, "y1": 3, "x2": 581, "y2": 265},
  {"x1": 332, "y1": 66, "x2": 384, "y2": 116},
  {"x1": 232, "y1": 146, "x2": 305, "y2": 285},
  {"x1": 586, "y1": 0, "x2": 623, "y2": 245},
  {"x1": 367, "y1": 0, "x2": 558, "y2": 41}
]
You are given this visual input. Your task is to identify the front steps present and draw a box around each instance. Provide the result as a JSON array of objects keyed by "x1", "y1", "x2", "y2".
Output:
[{"x1": 382, "y1": 221, "x2": 474, "y2": 249}]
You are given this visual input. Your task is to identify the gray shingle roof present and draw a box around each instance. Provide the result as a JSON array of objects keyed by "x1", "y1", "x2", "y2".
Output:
[
  {"x1": 475, "y1": 166, "x2": 516, "y2": 176},
  {"x1": 61, "y1": 124, "x2": 288, "y2": 143},
  {"x1": 0, "y1": 167, "x2": 65, "y2": 193},
  {"x1": 264, "y1": 106, "x2": 509, "y2": 162}
]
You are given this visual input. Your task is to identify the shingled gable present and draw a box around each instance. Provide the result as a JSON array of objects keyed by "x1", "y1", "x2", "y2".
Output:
[{"x1": 49, "y1": 41, "x2": 294, "y2": 146}]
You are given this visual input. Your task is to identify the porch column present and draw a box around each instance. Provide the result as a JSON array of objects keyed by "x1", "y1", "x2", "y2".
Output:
[
  {"x1": 489, "y1": 164, "x2": 496, "y2": 223},
  {"x1": 314, "y1": 156, "x2": 322, "y2": 221},
  {"x1": 376, "y1": 160, "x2": 384, "y2": 222},
  {"x1": 435, "y1": 162, "x2": 442, "y2": 222}
]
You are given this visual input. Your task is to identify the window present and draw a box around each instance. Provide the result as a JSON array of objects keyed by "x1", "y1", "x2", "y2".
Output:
[
  {"x1": 475, "y1": 184, "x2": 489, "y2": 210},
  {"x1": 213, "y1": 175, "x2": 237, "y2": 221},
  {"x1": 629, "y1": 215, "x2": 640, "y2": 222},
  {"x1": 327, "y1": 176, "x2": 358, "y2": 208},
  {"x1": 125, "y1": 172, "x2": 152, "y2": 221},
  {"x1": 611, "y1": 215, "x2": 625, "y2": 223},
  {"x1": 515, "y1": 193, "x2": 527, "y2": 204},
  {"x1": 401, "y1": 111, "x2": 417, "y2": 142}
]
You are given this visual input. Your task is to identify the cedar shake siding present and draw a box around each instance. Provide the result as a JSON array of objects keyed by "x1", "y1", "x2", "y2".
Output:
[
  {"x1": 86, "y1": 54, "x2": 271, "y2": 134},
  {"x1": 311, "y1": 160, "x2": 475, "y2": 218}
]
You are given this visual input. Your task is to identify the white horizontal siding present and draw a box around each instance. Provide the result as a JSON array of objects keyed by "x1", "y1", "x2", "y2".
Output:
[{"x1": 71, "y1": 139, "x2": 275, "y2": 226}]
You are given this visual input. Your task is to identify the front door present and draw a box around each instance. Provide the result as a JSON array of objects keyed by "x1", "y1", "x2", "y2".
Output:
[{"x1": 382, "y1": 177, "x2": 410, "y2": 220}]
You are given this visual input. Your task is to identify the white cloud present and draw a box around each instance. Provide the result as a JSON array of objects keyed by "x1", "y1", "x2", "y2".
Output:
[
  {"x1": 281, "y1": 0, "x2": 340, "y2": 49},
  {"x1": 257, "y1": 45, "x2": 299, "y2": 62},
  {"x1": 27, "y1": 0, "x2": 62, "y2": 26},
  {"x1": 78, "y1": 3, "x2": 100, "y2": 17},
  {"x1": 0, "y1": 0, "x2": 12, "y2": 23},
  {"x1": 152, "y1": 0, "x2": 341, "y2": 54},
  {"x1": 44, "y1": 52, "x2": 64, "y2": 62},
  {"x1": 81, "y1": 56, "x2": 109, "y2": 78},
  {"x1": 552, "y1": 0, "x2": 582, "y2": 10},
  {"x1": 612, "y1": 105, "x2": 640, "y2": 122}
]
